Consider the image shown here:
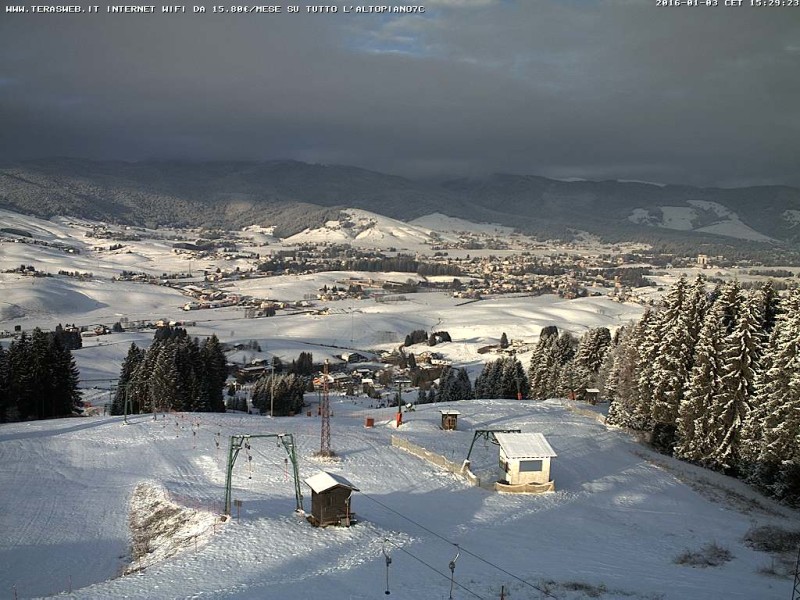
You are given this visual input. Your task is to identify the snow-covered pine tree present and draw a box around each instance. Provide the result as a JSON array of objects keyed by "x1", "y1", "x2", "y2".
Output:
[
  {"x1": 575, "y1": 327, "x2": 612, "y2": 374},
  {"x1": 112, "y1": 343, "x2": 144, "y2": 415},
  {"x1": 556, "y1": 360, "x2": 592, "y2": 400},
  {"x1": 456, "y1": 368, "x2": 473, "y2": 400},
  {"x1": 606, "y1": 309, "x2": 654, "y2": 430},
  {"x1": 438, "y1": 367, "x2": 474, "y2": 402},
  {"x1": 438, "y1": 367, "x2": 456, "y2": 402},
  {"x1": 150, "y1": 341, "x2": 181, "y2": 414},
  {"x1": 647, "y1": 275, "x2": 704, "y2": 452},
  {"x1": 201, "y1": 335, "x2": 228, "y2": 412},
  {"x1": 705, "y1": 289, "x2": 764, "y2": 473},
  {"x1": 500, "y1": 357, "x2": 527, "y2": 399},
  {"x1": 49, "y1": 334, "x2": 82, "y2": 418},
  {"x1": 747, "y1": 289, "x2": 800, "y2": 501},
  {"x1": 528, "y1": 327, "x2": 558, "y2": 399},
  {"x1": 675, "y1": 293, "x2": 728, "y2": 464},
  {"x1": 476, "y1": 359, "x2": 503, "y2": 398},
  {"x1": 541, "y1": 332, "x2": 577, "y2": 399}
]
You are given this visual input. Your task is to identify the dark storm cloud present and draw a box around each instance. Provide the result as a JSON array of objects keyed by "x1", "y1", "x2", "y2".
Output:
[{"x1": 0, "y1": 0, "x2": 798, "y2": 186}]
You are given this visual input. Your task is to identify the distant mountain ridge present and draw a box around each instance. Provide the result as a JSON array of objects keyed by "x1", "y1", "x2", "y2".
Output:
[{"x1": 1, "y1": 158, "x2": 799, "y2": 247}]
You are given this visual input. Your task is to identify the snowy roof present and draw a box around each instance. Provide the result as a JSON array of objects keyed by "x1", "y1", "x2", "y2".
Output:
[
  {"x1": 304, "y1": 471, "x2": 359, "y2": 494},
  {"x1": 585, "y1": 388, "x2": 600, "y2": 393},
  {"x1": 439, "y1": 410, "x2": 461, "y2": 416},
  {"x1": 494, "y1": 433, "x2": 557, "y2": 460}
]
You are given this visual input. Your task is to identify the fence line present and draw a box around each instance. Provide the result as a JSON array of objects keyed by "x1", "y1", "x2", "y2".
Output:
[{"x1": 391, "y1": 435, "x2": 481, "y2": 487}]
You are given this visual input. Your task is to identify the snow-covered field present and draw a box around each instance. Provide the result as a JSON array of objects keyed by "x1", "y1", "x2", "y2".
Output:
[
  {"x1": 1, "y1": 399, "x2": 797, "y2": 599},
  {"x1": 2, "y1": 208, "x2": 799, "y2": 599}
]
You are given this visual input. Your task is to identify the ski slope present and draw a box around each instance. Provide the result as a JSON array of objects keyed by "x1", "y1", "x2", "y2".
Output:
[{"x1": 1, "y1": 398, "x2": 797, "y2": 599}]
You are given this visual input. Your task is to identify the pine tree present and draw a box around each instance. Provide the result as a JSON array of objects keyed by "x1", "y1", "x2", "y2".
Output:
[
  {"x1": 456, "y1": 368, "x2": 473, "y2": 400},
  {"x1": 201, "y1": 335, "x2": 228, "y2": 412},
  {"x1": 528, "y1": 328, "x2": 558, "y2": 399},
  {"x1": 499, "y1": 357, "x2": 525, "y2": 399},
  {"x1": 112, "y1": 343, "x2": 145, "y2": 415},
  {"x1": 575, "y1": 327, "x2": 611, "y2": 374},
  {"x1": 49, "y1": 335, "x2": 81, "y2": 417},
  {"x1": 475, "y1": 360, "x2": 501, "y2": 399},
  {"x1": 705, "y1": 291, "x2": 764, "y2": 472},
  {"x1": 675, "y1": 296, "x2": 728, "y2": 464},
  {"x1": 499, "y1": 332, "x2": 509, "y2": 349},
  {"x1": 417, "y1": 387, "x2": 428, "y2": 405},
  {"x1": 606, "y1": 309, "x2": 654, "y2": 430},
  {"x1": 646, "y1": 276, "x2": 701, "y2": 451},
  {"x1": 556, "y1": 360, "x2": 592, "y2": 399},
  {"x1": 747, "y1": 289, "x2": 800, "y2": 501},
  {"x1": 438, "y1": 368, "x2": 456, "y2": 402}
]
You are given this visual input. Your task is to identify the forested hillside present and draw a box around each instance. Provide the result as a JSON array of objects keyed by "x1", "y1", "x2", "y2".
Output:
[{"x1": 3, "y1": 159, "x2": 800, "y2": 251}]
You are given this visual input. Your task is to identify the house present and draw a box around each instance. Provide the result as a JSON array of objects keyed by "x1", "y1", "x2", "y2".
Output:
[
  {"x1": 304, "y1": 471, "x2": 359, "y2": 527},
  {"x1": 439, "y1": 410, "x2": 460, "y2": 431},
  {"x1": 494, "y1": 432, "x2": 556, "y2": 493}
]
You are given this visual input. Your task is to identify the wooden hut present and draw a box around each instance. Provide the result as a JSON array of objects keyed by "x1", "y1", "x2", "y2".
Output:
[
  {"x1": 494, "y1": 432, "x2": 556, "y2": 492},
  {"x1": 584, "y1": 388, "x2": 600, "y2": 405},
  {"x1": 439, "y1": 410, "x2": 461, "y2": 431},
  {"x1": 304, "y1": 471, "x2": 359, "y2": 527}
]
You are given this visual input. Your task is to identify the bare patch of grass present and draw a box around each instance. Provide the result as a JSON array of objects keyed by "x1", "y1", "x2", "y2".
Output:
[
  {"x1": 744, "y1": 525, "x2": 800, "y2": 579},
  {"x1": 125, "y1": 482, "x2": 221, "y2": 574},
  {"x1": 674, "y1": 541, "x2": 733, "y2": 568},
  {"x1": 744, "y1": 525, "x2": 800, "y2": 553}
]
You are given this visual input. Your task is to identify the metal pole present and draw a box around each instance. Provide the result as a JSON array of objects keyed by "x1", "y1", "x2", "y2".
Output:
[
  {"x1": 270, "y1": 366, "x2": 275, "y2": 418},
  {"x1": 280, "y1": 433, "x2": 304, "y2": 512},
  {"x1": 224, "y1": 436, "x2": 243, "y2": 515},
  {"x1": 123, "y1": 383, "x2": 128, "y2": 424}
]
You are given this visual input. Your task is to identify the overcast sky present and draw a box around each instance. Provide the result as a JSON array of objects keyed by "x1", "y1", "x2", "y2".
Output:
[{"x1": 1, "y1": 0, "x2": 798, "y2": 187}]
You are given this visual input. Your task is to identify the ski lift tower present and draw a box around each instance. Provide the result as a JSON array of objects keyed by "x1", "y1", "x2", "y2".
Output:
[{"x1": 318, "y1": 360, "x2": 334, "y2": 457}]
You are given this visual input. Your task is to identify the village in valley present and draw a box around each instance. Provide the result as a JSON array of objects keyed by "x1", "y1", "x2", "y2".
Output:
[{"x1": 2, "y1": 205, "x2": 800, "y2": 600}]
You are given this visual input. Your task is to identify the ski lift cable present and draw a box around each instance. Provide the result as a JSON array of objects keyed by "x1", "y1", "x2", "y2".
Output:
[
  {"x1": 383, "y1": 538, "x2": 485, "y2": 600},
  {"x1": 360, "y1": 491, "x2": 558, "y2": 600}
]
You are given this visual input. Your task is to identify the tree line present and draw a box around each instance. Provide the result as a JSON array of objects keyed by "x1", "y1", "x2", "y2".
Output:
[
  {"x1": 0, "y1": 328, "x2": 82, "y2": 422},
  {"x1": 110, "y1": 327, "x2": 227, "y2": 415},
  {"x1": 602, "y1": 276, "x2": 798, "y2": 505}
]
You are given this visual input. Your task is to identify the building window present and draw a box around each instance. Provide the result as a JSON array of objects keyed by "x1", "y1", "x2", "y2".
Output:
[{"x1": 519, "y1": 460, "x2": 543, "y2": 472}]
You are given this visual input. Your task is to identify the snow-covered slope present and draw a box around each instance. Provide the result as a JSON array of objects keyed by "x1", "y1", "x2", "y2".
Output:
[
  {"x1": 627, "y1": 201, "x2": 776, "y2": 242},
  {"x1": 410, "y1": 213, "x2": 514, "y2": 236},
  {"x1": 284, "y1": 209, "x2": 459, "y2": 249},
  {"x1": 0, "y1": 399, "x2": 795, "y2": 599}
]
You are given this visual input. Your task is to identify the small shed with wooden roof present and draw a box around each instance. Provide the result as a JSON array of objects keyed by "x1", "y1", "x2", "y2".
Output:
[
  {"x1": 304, "y1": 471, "x2": 359, "y2": 527},
  {"x1": 584, "y1": 388, "x2": 601, "y2": 405},
  {"x1": 494, "y1": 432, "x2": 556, "y2": 489},
  {"x1": 439, "y1": 409, "x2": 461, "y2": 431}
]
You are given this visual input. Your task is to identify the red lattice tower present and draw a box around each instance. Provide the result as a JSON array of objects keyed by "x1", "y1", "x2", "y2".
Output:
[{"x1": 319, "y1": 360, "x2": 332, "y2": 456}]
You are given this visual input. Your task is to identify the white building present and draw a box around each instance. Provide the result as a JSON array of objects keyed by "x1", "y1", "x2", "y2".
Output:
[{"x1": 494, "y1": 432, "x2": 556, "y2": 490}]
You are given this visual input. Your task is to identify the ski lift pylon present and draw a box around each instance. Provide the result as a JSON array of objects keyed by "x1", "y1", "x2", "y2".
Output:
[{"x1": 382, "y1": 538, "x2": 392, "y2": 595}]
